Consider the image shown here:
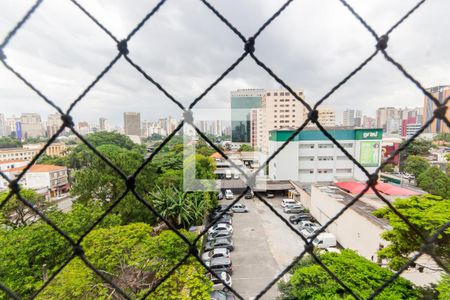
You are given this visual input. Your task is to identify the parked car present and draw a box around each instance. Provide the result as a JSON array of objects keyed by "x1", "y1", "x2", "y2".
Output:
[
  {"x1": 231, "y1": 203, "x2": 248, "y2": 213},
  {"x1": 225, "y1": 170, "x2": 232, "y2": 179},
  {"x1": 207, "y1": 271, "x2": 232, "y2": 291},
  {"x1": 298, "y1": 220, "x2": 319, "y2": 230},
  {"x1": 210, "y1": 290, "x2": 236, "y2": 300},
  {"x1": 218, "y1": 191, "x2": 224, "y2": 200},
  {"x1": 205, "y1": 237, "x2": 234, "y2": 252},
  {"x1": 208, "y1": 223, "x2": 233, "y2": 234},
  {"x1": 207, "y1": 230, "x2": 232, "y2": 241},
  {"x1": 312, "y1": 233, "x2": 337, "y2": 249},
  {"x1": 281, "y1": 198, "x2": 297, "y2": 207},
  {"x1": 289, "y1": 214, "x2": 313, "y2": 224},
  {"x1": 266, "y1": 193, "x2": 275, "y2": 198},
  {"x1": 206, "y1": 257, "x2": 233, "y2": 275},
  {"x1": 283, "y1": 205, "x2": 304, "y2": 214},
  {"x1": 209, "y1": 214, "x2": 232, "y2": 225},
  {"x1": 300, "y1": 226, "x2": 321, "y2": 240},
  {"x1": 212, "y1": 205, "x2": 233, "y2": 215},
  {"x1": 202, "y1": 248, "x2": 231, "y2": 262},
  {"x1": 244, "y1": 189, "x2": 254, "y2": 199},
  {"x1": 233, "y1": 172, "x2": 239, "y2": 179},
  {"x1": 225, "y1": 189, "x2": 234, "y2": 200},
  {"x1": 210, "y1": 210, "x2": 232, "y2": 221}
]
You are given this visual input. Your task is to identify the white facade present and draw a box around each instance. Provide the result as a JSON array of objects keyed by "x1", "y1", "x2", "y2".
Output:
[
  {"x1": 20, "y1": 113, "x2": 44, "y2": 138},
  {"x1": 269, "y1": 128, "x2": 382, "y2": 183},
  {"x1": 0, "y1": 148, "x2": 38, "y2": 162}
]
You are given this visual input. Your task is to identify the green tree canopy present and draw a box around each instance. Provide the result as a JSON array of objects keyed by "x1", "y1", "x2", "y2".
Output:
[
  {"x1": 0, "y1": 189, "x2": 52, "y2": 227},
  {"x1": 417, "y1": 167, "x2": 450, "y2": 198},
  {"x1": 0, "y1": 203, "x2": 121, "y2": 298},
  {"x1": 0, "y1": 136, "x2": 21, "y2": 148},
  {"x1": 239, "y1": 144, "x2": 254, "y2": 152},
  {"x1": 373, "y1": 194, "x2": 450, "y2": 270},
  {"x1": 279, "y1": 250, "x2": 419, "y2": 299},
  {"x1": 39, "y1": 223, "x2": 211, "y2": 299},
  {"x1": 404, "y1": 155, "x2": 430, "y2": 178}
]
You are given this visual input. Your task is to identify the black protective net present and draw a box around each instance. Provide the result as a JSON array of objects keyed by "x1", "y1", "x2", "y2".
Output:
[{"x1": 0, "y1": 0, "x2": 448, "y2": 299}]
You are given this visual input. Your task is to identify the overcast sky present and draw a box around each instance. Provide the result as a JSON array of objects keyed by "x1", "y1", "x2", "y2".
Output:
[{"x1": 1, "y1": 0, "x2": 449, "y2": 127}]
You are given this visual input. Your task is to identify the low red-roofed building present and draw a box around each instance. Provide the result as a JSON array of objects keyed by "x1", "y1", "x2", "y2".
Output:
[{"x1": 0, "y1": 164, "x2": 69, "y2": 198}]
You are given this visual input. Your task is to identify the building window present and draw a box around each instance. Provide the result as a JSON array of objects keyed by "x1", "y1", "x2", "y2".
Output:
[
  {"x1": 318, "y1": 144, "x2": 334, "y2": 149},
  {"x1": 266, "y1": 92, "x2": 271, "y2": 96},
  {"x1": 274, "y1": 92, "x2": 278, "y2": 96}
]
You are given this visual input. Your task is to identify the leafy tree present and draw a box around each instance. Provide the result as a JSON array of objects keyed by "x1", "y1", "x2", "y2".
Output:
[
  {"x1": 148, "y1": 133, "x2": 164, "y2": 141},
  {"x1": 239, "y1": 144, "x2": 254, "y2": 152},
  {"x1": 381, "y1": 163, "x2": 395, "y2": 173},
  {"x1": 0, "y1": 136, "x2": 21, "y2": 148},
  {"x1": 404, "y1": 155, "x2": 430, "y2": 178},
  {"x1": 0, "y1": 189, "x2": 52, "y2": 227},
  {"x1": 417, "y1": 167, "x2": 450, "y2": 198},
  {"x1": 400, "y1": 138, "x2": 432, "y2": 171},
  {"x1": 433, "y1": 133, "x2": 450, "y2": 143},
  {"x1": 373, "y1": 194, "x2": 450, "y2": 270},
  {"x1": 150, "y1": 185, "x2": 210, "y2": 228},
  {"x1": 279, "y1": 250, "x2": 419, "y2": 299},
  {"x1": 0, "y1": 203, "x2": 121, "y2": 298},
  {"x1": 436, "y1": 275, "x2": 450, "y2": 300},
  {"x1": 39, "y1": 224, "x2": 211, "y2": 299},
  {"x1": 36, "y1": 154, "x2": 70, "y2": 167},
  {"x1": 70, "y1": 144, "x2": 158, "y2": 224}
]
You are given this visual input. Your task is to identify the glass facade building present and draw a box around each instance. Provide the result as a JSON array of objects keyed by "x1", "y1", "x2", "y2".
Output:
[{"x1": 231, "y1": 96, "x2": 262, "y2": 143}]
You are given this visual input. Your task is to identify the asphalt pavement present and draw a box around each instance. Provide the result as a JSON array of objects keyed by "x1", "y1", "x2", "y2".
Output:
[{"x1": 227, "y1": 195, "x2": 305, "y2": 300}]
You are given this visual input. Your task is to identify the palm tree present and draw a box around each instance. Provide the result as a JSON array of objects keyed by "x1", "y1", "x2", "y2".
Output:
[{"x1": 150, "y1": 185, "x2": 207, "y2": 228}]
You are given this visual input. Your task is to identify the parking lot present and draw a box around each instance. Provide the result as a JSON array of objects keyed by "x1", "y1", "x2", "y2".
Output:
[{"x1": 227, "y1": 195, "x2": 305, "y2": 299}]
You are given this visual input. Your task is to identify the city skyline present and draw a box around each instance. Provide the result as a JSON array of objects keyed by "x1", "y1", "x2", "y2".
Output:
[{"x1": 2, "y1": 1, "x2": 448, "y2": 126}]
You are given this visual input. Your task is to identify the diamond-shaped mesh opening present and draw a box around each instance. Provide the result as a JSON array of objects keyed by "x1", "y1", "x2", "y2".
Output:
[{"x1": 0, "y1": 0, "x2": 449, "y2": 299}]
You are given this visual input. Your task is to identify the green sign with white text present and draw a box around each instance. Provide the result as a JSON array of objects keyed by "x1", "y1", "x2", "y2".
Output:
[{"x1": 355, "y1": 129, "x2": 382, "y2": 140}]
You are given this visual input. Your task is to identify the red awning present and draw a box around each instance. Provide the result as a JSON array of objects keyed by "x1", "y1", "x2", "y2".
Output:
[{"x1": 335, "y1": 181, "x2": 419, "y2": 196}]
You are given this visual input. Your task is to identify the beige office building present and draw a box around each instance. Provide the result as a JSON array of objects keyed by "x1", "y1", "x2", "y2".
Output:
[
  {"x1": 124, "y1": 112, "x2": 141, "y2": 136},
  {"x1": 302, "y1": 106, "x2": 336, "y2": 127},
  {"x1": 254, "y1": 89, "x2": 305, "y2": 152}
]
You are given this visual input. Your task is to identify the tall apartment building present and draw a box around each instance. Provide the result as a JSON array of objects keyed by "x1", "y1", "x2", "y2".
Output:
[
  {"x1": 362, "y1": 116, "x2": 376, "y2": 128},
  {"x1": 269, "y1": 127, "x2": 382, "y2": 183},
  {"x1": 343, "y1": 109, "x2": 362, "y2": 127},
  {"x1": 376, "y1": 107, "x2": 399, "y2": 132},
  {"x1": 302, "y1": 106, "x2": 336, "y2": 127},
  {"x1": 423, "y1": 85, "x2": 450, "y2": 134},
  {"x1": 254, "y1": 89, "x2": 305, "y2": 152},
  {"x1": 231, "y1": 89, "x2": 265, "y2": 143},
  {"x1": 99, "y1": 117, "x2": 110, "y2": 132},
  {"x1": 47, "y1": 113, "x2": 62, "y2": 137},
  {"x1": 124, "y1": 112, "x2": 141, "y2": 136},
  {"x1": 20, "y1": 113, "x2": 44, "y2": 139},
  {"x1": 77, "y1": 122, "x2": 91, "y2": 135},
  {"x1": 4, "y1": 116, "x2": 19, "y2": 137}
]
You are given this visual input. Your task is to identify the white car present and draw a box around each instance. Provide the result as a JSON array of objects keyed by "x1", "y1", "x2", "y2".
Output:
[
  {"x1": 225, "y1": 170, "x2": 232, "y2": 179},
  {"x1": 298, "y1": 220, "x2": 319, "y2": 230},
  {"x1": 233, "y1": 172, "x2": 239, "y2": 179},
  {"x1": 225, "y1": 189, "x2": 234, "y2": 200},
  {"x1": 231, "y1": 203, "x2": 248, "y2": 213},
  {"x1": 281, "y1": 198, "x2": 297, "y2": 207},
  {"x1": 202, "y1": 248, "x2": 230, "y2": 262},
  {"x1": 208, "y1": 223, "x2": 233, "y2": 234}
]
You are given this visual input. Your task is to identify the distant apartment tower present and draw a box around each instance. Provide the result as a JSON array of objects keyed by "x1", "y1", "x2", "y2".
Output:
[
  {"x1": 47, "y1": 113, "x2": 62, "y2": 137},
  {"x1": 303, "y1": 106, "x2": 336, "y2": 127},
  {"x1": 423, "y1": 85, "x2": 450, "y2": 134},
  {"x1": 231, "y1": 89, "x2": 265, "y2": 143},
  {"x1": 20, "y1": 113, "x2": 44, "y2": 139},
  {"x1": 256, "y1": 89, "x2": 305, "y2": 152},
  {"x1": 343, "y1": 109, "x2": 362, "y2": 127},
  {"x1": 362, "y1": 116, "x2": 376, "y2": 129},
  {"x1": 99, "y1": 118, "x2": 109, "y2": 132},
  {"x1": 124, "y1": 112, "x2": 141, "y2": 136},
  {"x1": 77, "y1": 122, "x2": 91, "y2": 135},
  {"x1": 376, "y1": 107, "x2": 398, "y2": 132}
]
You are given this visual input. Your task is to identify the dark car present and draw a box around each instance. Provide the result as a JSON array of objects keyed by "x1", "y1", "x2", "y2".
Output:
[
  {"x1": 207, "y1": 230, "x2": 232, "y2": 241},
  {"x1": 210, "y1": 290, "x2": 236, "y2": 300},
  {"x1": 213, "y1": 205, "x2": 233, "y2": 215},
  {"x1": 206, "y1": 257, "x2": 232, "y2": 274},
  {"x1": 244, "y1": 190, "x2": 254, "y2": 199},
  {"x1": 209, "y1": 214, "x2": 232, "y2": 225},
  {"x1": 205, "y1": 237, "x2": 234, "y2": 252},
  {"x1": 289, "y1": 214, "x2": 313, "y2": 224}
]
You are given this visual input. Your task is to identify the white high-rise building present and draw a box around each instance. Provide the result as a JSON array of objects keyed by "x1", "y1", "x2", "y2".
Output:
[
  {"x1": 20, "y1": 113, "x2": 44, "y2": 139},
  {"x1": 343, "y1": 109, "x2": 362, "y2": 127},
  {"x1": 99, "y1": 118, "x2": 110, "y2": 132},
  {"x1": 47, "y1": 113, "x2": 62, "y2": 137}
]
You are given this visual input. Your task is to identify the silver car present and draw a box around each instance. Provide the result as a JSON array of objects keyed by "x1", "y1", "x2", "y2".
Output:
[{"x1": 231, "y1": 203, "x2": 248, "y2": 213}]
